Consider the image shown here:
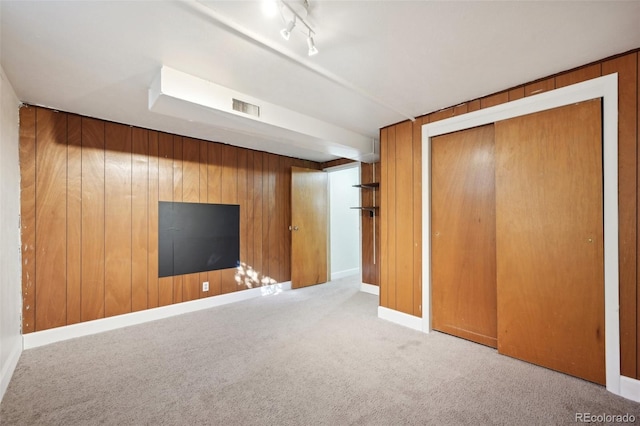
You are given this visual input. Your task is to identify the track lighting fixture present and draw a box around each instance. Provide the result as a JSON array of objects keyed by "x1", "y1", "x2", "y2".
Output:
[
  {"x1": 280, "y1": 16, "x2": 296, "y2": 41},
  {"x1": 263, "y1": 0, "x2": 319, "y2": 56},
  {"x1": 307, "y1": 32, "x2": 318, "y2": 56}
]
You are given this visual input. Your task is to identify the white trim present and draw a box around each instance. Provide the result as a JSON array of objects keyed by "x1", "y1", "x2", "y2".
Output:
[
  {"x1": 620, "y1": 376, "x2": 640, "y2": 402},
  {"x1": 421, "y1": 74, "x2": 628, "y2": 399},
  {"x1": 331, "y1": 268, "x2": 361, "y2": 281},
  {"x1": 0, "y1": 342, "x2": 22, "y2": 402},
  {"x1": 378, "y1": 306, "x2": 422, "y2": 331},
  {"x1": 23, "y1": 282, "x2": 292, "y2": 350},
  {"x1": 360, "y1": 283, "x2": 380, "y2": 296}
]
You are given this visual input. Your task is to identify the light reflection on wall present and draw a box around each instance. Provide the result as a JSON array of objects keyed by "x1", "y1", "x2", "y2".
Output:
[{"x1": 235, "y1": 262, "x2": 282, "y2": 295}]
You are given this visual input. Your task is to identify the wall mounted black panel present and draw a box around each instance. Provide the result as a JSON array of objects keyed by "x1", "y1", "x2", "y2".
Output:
[{"x1": 158, "y1": 202, "x2": 240, "y2": 277}]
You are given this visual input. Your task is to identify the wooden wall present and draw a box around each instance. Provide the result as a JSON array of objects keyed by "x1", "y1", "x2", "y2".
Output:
[
  {"x1": 19, "y1": 106, "x2": 319, "y2": 333},
  {"x1": 360, "y1": 162, "x2": 380, "y2": 286},
  {"x1": 379, "y1": 48, "x2": 640, "y2": 379}
]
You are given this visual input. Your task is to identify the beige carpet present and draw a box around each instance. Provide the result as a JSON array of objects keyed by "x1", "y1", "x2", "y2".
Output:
[{"x1": 1, "y1": 275, "x2": 638, "y2": 425}]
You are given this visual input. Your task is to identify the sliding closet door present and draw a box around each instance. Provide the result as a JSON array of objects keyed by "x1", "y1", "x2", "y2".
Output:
[
  {"x1": 431, "y1": 124, "x2": 497, "y2": 348},
  {"x1": 495, "y1": 99, "x2": 605, "y2": 384}
]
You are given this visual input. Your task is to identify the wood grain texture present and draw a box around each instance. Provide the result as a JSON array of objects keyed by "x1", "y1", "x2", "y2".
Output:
[
  {"x1": 147, "y1": 131, "x2": 160, "y2": 308},
  {"x1": 412, "y1": 119, "x2": 424, "y2": 315},
  {"x1": 182, "y1": 137, "x2": 200, "y2": 302},
  {"x1": 291, "y1": 167, "x2": 328, "y2": 288},
  {"x1": 199, "y1": 141, "x2": 209, "y2": 298},
  {"x1": 157, "y1": 133, "x2": 174, "y2": 307},
  {"x1": 131, "y1": 127, "x2": 149, "y2": 312},
  {"x1": 467, "y1": 99, "x2": 481, "y2": 112},
  {"x1": 386, "y1": 126, "x2": 397, "y2": 309},
  {"x1": 221, "y1": 145, "x2": 238, "y2": 294},
  {"x1": 360, "y1": 162, "x2": 379, "y2": 285},
  {"x1": 379, "y1": 127, "x2": 389, "y2": 307},
  {"x1": 394, "y1": 121, "x2": 414, "y2": 315},
  {"x1": 35, "y1": 108, "x2": 68, "y2": 330},
  {"x1": 19, "y1": 106, "x2": 36, "y2": 333},
  {"x1": 81, "y1": 117, "x2": 105, "y2": 322},
  {"x1": 172, "y1": 136, "x2": 184, "y2": 304},
  {"x1": 207, "y1": 142, "x2": 223, "y2": 296},
  {"x1": 508, "y1": 86, "x2": 525, "y2": 101},
  {"x1": 431, "y1": 125, "x2": 497, "y2": 348},
  {"x1": 67, "y1": 114, "x2": 82, "y2": 324},
  {"x1": 430, "y1": 108, "x2": 454, "y2": 123},
  {"x1": 637, "y1": 52, "x2": 640, "y2": 379},
  {"x1": 252, "y1": 151, "x2": 264, "y2": 285},
  {"x1": 603, "y1": 53, "x2": 638, "y2": 378},
  {"x1": 20, "y1": 107, "x2": 321, "y2": 332},
  {"x1": 267, "y1": 154, "x2": 279, "y2": 283},
  {"x1": 495, "y1": 100, "x2": 605, "y2": 384},
  {"x1": 104, "y1": 123, "x2": 132, "y2": 317},
  {"x1": 481, "y1": 92, "x2": 509, "y2": 109},
  {"x1": 524, "y1": 77, "x2": 555, "y2": 97},
  {"x1": 556, "y1": 64, "x2": 601, "y2": 88}
]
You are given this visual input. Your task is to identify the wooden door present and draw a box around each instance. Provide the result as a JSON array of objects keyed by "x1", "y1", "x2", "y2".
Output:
[
  {"x1": 495, "y1": 99, "x2": 605, "y2": 384},
  {"x1": 291, "y1": 166, "x2": 328, "y2": 289},
  {"x1": 431, "y1": 124, "x2": 498, "y2": 348}
]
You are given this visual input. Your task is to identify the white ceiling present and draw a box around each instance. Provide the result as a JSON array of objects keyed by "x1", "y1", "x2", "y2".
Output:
[{"x1": 2, "y1": 1, "x2": 639, "y2": 163}]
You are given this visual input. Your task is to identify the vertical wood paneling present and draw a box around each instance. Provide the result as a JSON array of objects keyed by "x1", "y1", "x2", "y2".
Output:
[
  {"x1": 207, "y1": 143, "x2": 222, "y2": 296},
  {"x1": 467, "y1": 99, "x2": 481, "y2": 112},
  {"x1": 508, "y1": 86, "x2": 525, "y2": 101},
  {"x1": 157, "y1": 133, "x2": 174, "y2": 307},
  {"x1": 524, "y1": 77, "x2": 556, "y2": 97},
  {"x1": 172, "y1": 136, "x2": 184, "y2": 303},
  {"x1": 132, "y1": 128, "x2": 149, "y2": 312},
  {"x1": 637, "y1": 52, "x2": 640, "y2": 377},
  {"x1": 66, "y1": 114, "x2": 82, "y2": 324},
  {"x1": 246, "y1": 150, "x2": 256, "y2": 276},
  {"x1": 394, "y1": 121, "x2": 414, "y2": 314},
  {"x1": 19, "y1": 106, "x2": 36, "y2": 333},
  {"x1": 412, "y1": 118, "x2": 424, "y2": 315},
  {"x1": 221, "y1": 145, "x2": 238, "y2": 293},
  {"x1": 35, "y1": 109, "x2": 68, "y2": 330},
  {"x1": 253, "y1": 151, "x2": 264, "y2": 281},
  {"x1": 386, "y1": 126, "x2": 397, "y2": 309},
  {"x1": 268, "y1": 154, "x2": 280, "y2": 283},
  {"x1": 556, "y1": 64, "x2": 601, "y2": 88},
  {"x1": 380, "y1": 128, "x2": 389, "y2": 307},
  {"x1": 430, "y1": 108, "x2": 454, "y2": 123},
  {"x1": 199, "y1": 140, "x2": 209, "y2": 298},
  {"x1": 182, "y1": 137, "x2": 200, "y2": 302},
  {"x1": 21, "y1": 107, "x2": 321, "y2": 333},
  {"x1": 612, "y1": 53, "x2": 639, "y2": 377},
  {"x1": 104, "y1": 123, "x2": 132, "y2": 317},
  {"x1": 81, "y1": 117, "x2": 105, "y2": 321},
  {"x1": 603, "y1": 54, "x2": 638, "y2": 378},
  {"x1": 148, "y1": 131, "x2": 159, "y2": 308},
  {"x1": 481, "y1": 92, "x2": 509, "y2": 109},
  {"x1": 237, "y1": 148, "x2": 249, "y2": 290}
]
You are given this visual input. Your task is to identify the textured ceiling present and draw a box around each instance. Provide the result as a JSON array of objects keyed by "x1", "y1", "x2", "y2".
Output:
[{"x1": 2, "y1": 1, "x2": 639, "y2": 162}]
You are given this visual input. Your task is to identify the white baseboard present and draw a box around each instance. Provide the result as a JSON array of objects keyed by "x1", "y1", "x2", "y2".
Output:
[
  {"x1": 377, "y1": 306, "x2": 422, "y2": 331},
  {"x1": 1, "y1": 340, "x2": 22, "y2": 402},
  {"x1": 330, "y1": 268, "x2": 360, "y2": 281},
  {"x1": 360, "y1": 283, "x2": 379, "y2": 296},
  {"x1": 620, "y1": 376, "x2": 640, "y2": 402},
  {"x1": 23, "y1": 281, "x2": 292, "y2": 350}
]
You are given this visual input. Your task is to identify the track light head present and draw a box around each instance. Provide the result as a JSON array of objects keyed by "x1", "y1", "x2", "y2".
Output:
[
  {"x1": 307, "y1": 34, "x2": 318, "y2": 56},
  {"x1": 280, "y1": 17, "x2": 296, "y2": 41}
]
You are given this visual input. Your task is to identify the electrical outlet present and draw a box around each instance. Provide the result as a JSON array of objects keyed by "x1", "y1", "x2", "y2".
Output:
[{"x1": 202, "y1": 281, "x2": 209, "y2": 292}]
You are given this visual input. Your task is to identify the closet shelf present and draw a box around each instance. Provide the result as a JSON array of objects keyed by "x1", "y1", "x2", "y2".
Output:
[
  {"x1": 353, "y1": 182, "x2": 379, "y2": 189},
  {"x1": 351, "y1": 206, "x2": 378, "y2": 218}
]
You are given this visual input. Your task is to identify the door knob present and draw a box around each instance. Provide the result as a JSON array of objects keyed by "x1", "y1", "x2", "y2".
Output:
[
  {"x1": 289, "y1": 225, "x2": 299, "y2": 231},
  {"x1": 294, "y1": 226, "x2": 299, "y2": 231}
]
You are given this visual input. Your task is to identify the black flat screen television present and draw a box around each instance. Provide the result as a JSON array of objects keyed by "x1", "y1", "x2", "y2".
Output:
[{"x1": 158, "y1": 201, "x2": 240, "y2": 278}]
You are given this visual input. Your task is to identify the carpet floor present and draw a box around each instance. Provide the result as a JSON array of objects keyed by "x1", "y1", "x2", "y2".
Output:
[{"x1": 1, "y1": 274, "x2": 638, "y2": 425}]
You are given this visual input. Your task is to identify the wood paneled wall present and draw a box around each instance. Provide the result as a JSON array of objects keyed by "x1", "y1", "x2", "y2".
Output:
[
  {"x1": 360, "y1": 162, "x2": 380, "y2": 285},
  {"x1": 379, "y1": 48, "x2": 640, "y2": 379},
  {"x1": 19, "y1": 106, "x2": 319, "y2": 333}
]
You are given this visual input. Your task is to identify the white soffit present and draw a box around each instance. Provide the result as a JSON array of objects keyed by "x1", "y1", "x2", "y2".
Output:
[{"x1": 149, "y1": 66, "x2": 378, "y2": 162}]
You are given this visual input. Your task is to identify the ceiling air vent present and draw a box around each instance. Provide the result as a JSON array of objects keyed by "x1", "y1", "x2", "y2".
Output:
[{"x1": 232, "y1": 98, "x2": 260, "y2": 117}]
